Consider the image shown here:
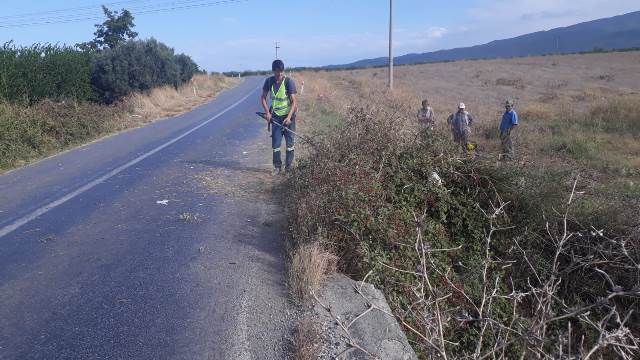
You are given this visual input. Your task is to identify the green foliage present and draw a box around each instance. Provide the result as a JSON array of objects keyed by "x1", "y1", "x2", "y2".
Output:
[
  {"x1": 289, "y1": 104, "x2": 640, "y2": 358},
  {"x1": 78, "y1": 6, "x2": 138, "y2": 51},
  {"x1": 90, "y1": 38, "x2": 199, "y2": 103},
  {"x1": 0, "y1": 42, "x2": 95, "y2": 104},
  {"x1": 174, "y1": 53, "x2": 200, "y2": 83}
]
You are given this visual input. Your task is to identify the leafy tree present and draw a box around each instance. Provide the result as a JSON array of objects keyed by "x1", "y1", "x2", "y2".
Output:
[
  {"x1": 91, "y1": 38, "x2": 198, "y2": 103},
  {"x1": 78, "y1": 6, "x2": 138, "y2": 50},
  {"x1": 174, "y1": 53, "x2": 199, "y2": 83}
]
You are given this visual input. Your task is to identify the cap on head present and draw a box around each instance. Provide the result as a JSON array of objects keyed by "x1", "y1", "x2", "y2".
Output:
[
  {"x1": 458, "y1": 102, "x2": 466, "y2": 109},
  {"x1": 272, "y1": 59, "x2": 285, "y2": 71},
  {"x1": 505, "y1": 100, "x2": 514, "y2": 106}
]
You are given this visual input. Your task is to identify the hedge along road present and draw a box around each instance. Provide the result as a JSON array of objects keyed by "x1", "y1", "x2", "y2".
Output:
[{"x1": 0, "y1": 77, "x2": 295, "y2": 359}]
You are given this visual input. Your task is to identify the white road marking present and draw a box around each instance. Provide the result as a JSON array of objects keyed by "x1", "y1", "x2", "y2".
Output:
[{"x1": 0, "y1": 88, "x2": 257, "y2": 239}]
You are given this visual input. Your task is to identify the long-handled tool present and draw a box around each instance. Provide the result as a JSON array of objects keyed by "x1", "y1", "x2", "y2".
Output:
[
  {"x1": 256, "y1": 112, "x2": 301, "y2": 137},
  {"x1": 256, "y1": 112, "x2": 317, "y2": 147}
]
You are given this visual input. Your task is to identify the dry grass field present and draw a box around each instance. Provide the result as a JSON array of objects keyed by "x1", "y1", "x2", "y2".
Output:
[
  {"x1": 127, "y1": 73, "x2": 240, "y2": 121},
  {"x1": 295, "y1": 51, "x2": 640, "y2": 205}
]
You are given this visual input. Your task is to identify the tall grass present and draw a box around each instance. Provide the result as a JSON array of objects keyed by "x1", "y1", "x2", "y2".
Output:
[{"x1": 584, "y1": 96, "x2": 640, "y2": 135}]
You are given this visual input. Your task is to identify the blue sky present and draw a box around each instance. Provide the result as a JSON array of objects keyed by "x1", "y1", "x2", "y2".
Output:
[{"x1": 1, "y1": 0, "x2": 638, "y2": 72}]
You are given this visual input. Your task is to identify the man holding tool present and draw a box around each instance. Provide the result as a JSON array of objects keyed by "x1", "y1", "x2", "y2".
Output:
[{"x1": 260, "y1": 59, "x2": 298, "y2": 175}]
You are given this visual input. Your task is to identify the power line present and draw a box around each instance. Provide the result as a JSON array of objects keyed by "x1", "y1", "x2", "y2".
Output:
[
  {"x1": 0, "y1": 0, "x2": 238, "y2": 26},
  {"x1": 0, "y1": 0, "x2": 245, "y2": 26},
  {"x1": 0, "y1": 0, "x2": 247, "y2": 29},
  {"x1": 0, "y1": 0, "x2": 238, "y2": 23},
  {"x1": 0, "y1": 0, "x2": 158, "y2": 21}
]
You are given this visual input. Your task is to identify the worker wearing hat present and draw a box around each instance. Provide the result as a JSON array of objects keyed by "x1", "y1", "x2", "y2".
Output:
[
  {"x1": 447, "y1": 102, "x2": 475, "y2": 154},
  {"x1": 417, "y1": 99, "x2": 435, "y2": 130},
  {"x1": 500, "y1": 100, "x2": 518, "y2": 160},
  {"x1": 261, "y1": 59, "x2": 298, "y2": 175}
]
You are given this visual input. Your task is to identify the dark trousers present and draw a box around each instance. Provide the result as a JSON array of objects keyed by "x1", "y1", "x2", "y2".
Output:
[
  {"x1": 271, "y1": 113, "x2": 296, "y2": 169},
  {"x1": 500, "y1": 128, "x2": 513, "y2": 160}
]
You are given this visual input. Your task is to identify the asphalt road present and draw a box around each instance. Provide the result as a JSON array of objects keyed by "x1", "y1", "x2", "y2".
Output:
[{"x1": 0, "y1": 77, "x2": 296, "y2": 359}]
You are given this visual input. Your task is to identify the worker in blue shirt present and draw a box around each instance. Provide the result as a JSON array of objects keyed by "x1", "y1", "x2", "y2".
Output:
[{"x1": 499, "y1": 100, "x2": 518, "y2": 160}]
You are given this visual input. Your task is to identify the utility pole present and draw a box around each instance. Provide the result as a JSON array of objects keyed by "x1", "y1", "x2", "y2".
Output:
[
  {"x1": 275, "y1": 41, "x2": 280, "y2": 59},
  {"x1": 388, "y1": 0, "x2": 394, "y2": 90}
]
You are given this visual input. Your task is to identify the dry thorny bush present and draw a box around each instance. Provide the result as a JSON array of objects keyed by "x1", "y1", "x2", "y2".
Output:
[
  {"x1": 288, "y1": 100, "x2": 640, "y2": 359},
  {"x1": 400, "y1": 179, "x2": 640, "y2": 359}
]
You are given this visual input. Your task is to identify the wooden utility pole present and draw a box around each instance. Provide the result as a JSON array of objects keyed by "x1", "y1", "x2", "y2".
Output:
[{"x1": 388, "y1": 0, "x2": 394, "y2": 90}]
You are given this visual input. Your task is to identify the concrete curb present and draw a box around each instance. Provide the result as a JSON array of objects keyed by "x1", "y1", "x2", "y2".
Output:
[{"x1": 312, "y1": 274, "x2": 418, "y2": 360}]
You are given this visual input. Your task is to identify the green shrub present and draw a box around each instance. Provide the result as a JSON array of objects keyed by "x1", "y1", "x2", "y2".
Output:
[
  {"x1": 91, "y1": 38, "x2": 198, "y2": 103},
  {"x1": 174, "y1": 53, "x2": 199, "y2": 84},
  {"x1": 0, "y1": 42, "x2": 95, "y2": 104}
]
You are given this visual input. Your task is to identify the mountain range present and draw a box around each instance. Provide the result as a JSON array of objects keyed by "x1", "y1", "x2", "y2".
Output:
[{"x1": 326, "y1": 11, "x2": 640, "y2": 69}]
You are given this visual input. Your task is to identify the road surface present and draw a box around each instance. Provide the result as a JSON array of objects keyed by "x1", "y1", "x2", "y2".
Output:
[{"x1": 0, "y1": 77, "x2": 296, "y2": 359}]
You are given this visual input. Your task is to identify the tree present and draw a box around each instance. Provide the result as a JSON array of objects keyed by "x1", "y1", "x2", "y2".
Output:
[
  {"x1": 90, "y1": 39, "x2": 201, "y2": 103},
  {"x1": 174, "y1": 53, "x2": 199, "y2": 83},
  {"x1": 78, "y1": 6, "x2": 137, "y2": 50}
]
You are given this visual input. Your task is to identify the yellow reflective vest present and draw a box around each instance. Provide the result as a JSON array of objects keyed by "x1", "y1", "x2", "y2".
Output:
[{"x1": 271, "y1": 77, "x2": 292, "y2": 116}]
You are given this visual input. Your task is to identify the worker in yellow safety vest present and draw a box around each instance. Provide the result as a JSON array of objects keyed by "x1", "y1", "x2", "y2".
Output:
[{"x1": 260, "y1": 59, "x2": 298, "y2": 175}]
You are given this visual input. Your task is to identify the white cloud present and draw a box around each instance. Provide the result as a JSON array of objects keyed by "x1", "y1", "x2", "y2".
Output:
[
  {"x1": 209, "y1": 32, "x2": 388, "y2": 70},
  {"x1": 204, "y1": 26, "x2": 451, "y2": 70},
  {"x1": 468, "y1": 0, "x2": 637, "y2": 21},
  {"x1": 427, "y1": 27, "x2": 448, "y2": 38},
  {"x1": 444, "y1": 0, "x2": 640, "y2": 48},
  {"x1": 467, "y1": 0, "x2": 638, "y2": 32}
]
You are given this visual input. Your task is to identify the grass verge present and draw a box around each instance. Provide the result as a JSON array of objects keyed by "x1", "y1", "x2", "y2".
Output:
[{"x1": 0, "y1": 74, "x2": 239, "y2": 172}]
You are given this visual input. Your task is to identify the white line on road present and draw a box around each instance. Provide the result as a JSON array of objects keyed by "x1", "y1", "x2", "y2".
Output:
[{"x1": 0, "y1": 88, "x2": 258, "y2": 239}]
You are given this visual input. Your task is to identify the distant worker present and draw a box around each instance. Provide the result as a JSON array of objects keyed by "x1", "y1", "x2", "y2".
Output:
[
  {"x1": 447, "y1": 103, "x2": 475, "y2": 154},
  {"x1": 416, "y1": 99, "x2": 435, "y2": 130},
  {"x1": 261, "y1": 59, "x2": 298, "y2": 175},
  {"x1": 499, "y1": 100, "x2": 518, "y2": 160}
]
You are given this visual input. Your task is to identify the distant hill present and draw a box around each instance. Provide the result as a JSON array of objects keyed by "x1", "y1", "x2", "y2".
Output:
[{"x1": 326, "y1": 11, "x2": 640, "y2": 69}]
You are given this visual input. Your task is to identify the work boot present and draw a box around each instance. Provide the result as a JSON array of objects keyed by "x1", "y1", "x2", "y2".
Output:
[{"x1": 271, "y1": 167, "x2": 282, "y2": 176}]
